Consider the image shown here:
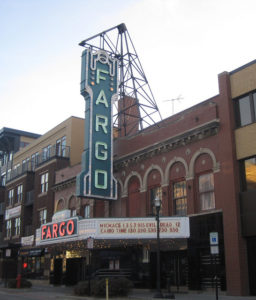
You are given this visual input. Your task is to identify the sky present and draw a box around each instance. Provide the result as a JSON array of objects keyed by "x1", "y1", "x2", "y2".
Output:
[{"x1": 1, "y1": 0, "x2": 256, "y2": 134}]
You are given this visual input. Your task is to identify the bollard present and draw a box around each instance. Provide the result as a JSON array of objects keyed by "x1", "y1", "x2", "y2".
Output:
[
  {"x1": 16, "y1": 274, "x2": 22, "y2": 288},
  {"x1": 106, "y1": 278, "x2": 109, "y2": 300}
]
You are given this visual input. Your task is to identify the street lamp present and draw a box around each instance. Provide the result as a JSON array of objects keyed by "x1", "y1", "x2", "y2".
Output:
[{"x1": 154, "y1": 196, "x2": 164, "y2": 299}]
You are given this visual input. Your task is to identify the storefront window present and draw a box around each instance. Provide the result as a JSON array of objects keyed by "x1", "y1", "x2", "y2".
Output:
[
  {"x1": 173, "y1": 180, "x2": 187, "y2": 215},
  {"x1": 23, "y1": 256, "x2": 44, "y2": 277}
]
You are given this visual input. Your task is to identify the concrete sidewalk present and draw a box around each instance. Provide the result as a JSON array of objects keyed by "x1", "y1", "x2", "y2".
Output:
[{"x1": 1, "y1": 282, "x2": 256, "y2": 300}]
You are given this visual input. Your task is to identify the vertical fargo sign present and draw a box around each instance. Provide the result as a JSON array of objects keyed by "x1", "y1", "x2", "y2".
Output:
[{"x1": 76, "y1": 49, "x2": 117, "y2": 200}]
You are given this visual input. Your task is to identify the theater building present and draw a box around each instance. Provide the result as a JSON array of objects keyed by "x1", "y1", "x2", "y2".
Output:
[
  {"x1": 32, "y1": 62, "x2": 254, "y2": 296},
  {"x1": 2, "y1": 59, "x2": 256, "y2": 296}
]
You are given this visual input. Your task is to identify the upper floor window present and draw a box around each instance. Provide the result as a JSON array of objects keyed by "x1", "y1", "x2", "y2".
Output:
[
  {"x1": 235, "y1": 92, "x2": 256, "y2": 127},
  {"x1": 71, "y1": 208, "x2": 77, "y2": 217},
  {"x1": 240, "y1": 157, "x2": 256, "y2": 191},
  {"x1": 6, "y1": 220, "x2": 12, "y2": 238},
  {"x1": 199, "y1": 173, "x2": 215, "y2": 210},
  {"x1": 22, "y1": 158, "x2": 30, "y2": 172},
  {"x1": 56, "y1": 136, "x2": 66, "y2": 157},
  {"x1": 173, "y1": 180, "x2": 187, "y2": 216},
  {"x1": 43, "y1": 145, "x2": 51, "y2": 161},
  {"x1": 84, "y1": 205, "x2": 90, "y2": 218},
  {"x1": 20, "y1": 141, "x2": 29, "y2": 148},
  {"x1": 14, "y1": 217, "x2": 21, "y2": 236},
  {"x1": 1, "y1": 173, "x2": 6, "y2": 186},
  {"x1": 31, "y1": 152, "x2": 39, "y2": 168},
  {"x1": 8, "y1": 189, "x2": 14, "y2": 206},
  {"x1": 41, "y1": 172, "x2": 49, "y2": 193},
  {"x1": 13, "y1": 164, "x2": 21, "y2": 177},
  {"x1": 39, "y1": 209, "x2": 47, "y2": 225},
  {"x1": 17, "y1": 184, "x2": 23, "y2": 203}
]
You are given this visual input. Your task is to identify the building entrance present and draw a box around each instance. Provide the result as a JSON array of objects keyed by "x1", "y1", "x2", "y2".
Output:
[
  {"x1": 65, "y1": 257, "x2": 86, "y2": 285},
  {"x1": 247, "y1": 237, "x2": 256, "y2": 295}
]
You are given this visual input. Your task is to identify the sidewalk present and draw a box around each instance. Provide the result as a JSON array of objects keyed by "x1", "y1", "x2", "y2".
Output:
[{"x1": 1, "y1": 281, "x2": 256, "y2": 300}]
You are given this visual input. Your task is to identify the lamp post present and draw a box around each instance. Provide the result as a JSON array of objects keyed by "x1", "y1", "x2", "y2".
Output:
[{"x1": 154, "y1": 196, "x2": 164, "y2": 298}]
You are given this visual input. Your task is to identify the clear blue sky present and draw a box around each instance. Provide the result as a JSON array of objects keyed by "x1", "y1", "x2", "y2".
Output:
[{"x1": 1, "y1": 0, "x2": 256, "y2": 134}]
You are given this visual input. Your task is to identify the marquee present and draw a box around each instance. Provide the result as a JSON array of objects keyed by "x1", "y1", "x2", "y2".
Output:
[{"x1": 36, "y1": 217, "x2": 190, "y2": 246}]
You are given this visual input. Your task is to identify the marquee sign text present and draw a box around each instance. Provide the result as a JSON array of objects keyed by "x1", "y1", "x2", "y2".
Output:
[
  {"x1": 41, "y1": 218, "x2": 78, "y2": 242},
  {"x1": 76, "y1": 49, "x2": 118, "y2": 200}
]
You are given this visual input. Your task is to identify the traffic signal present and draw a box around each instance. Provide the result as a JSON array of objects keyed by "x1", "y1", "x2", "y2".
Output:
[{"x1": 23, "y1": 262, "x2": 28, "y2": 269}]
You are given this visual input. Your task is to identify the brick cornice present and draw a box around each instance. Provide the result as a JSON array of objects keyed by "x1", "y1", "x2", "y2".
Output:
[{"x1": 114, "y1": 119, "x2": 220, "y2": 171}]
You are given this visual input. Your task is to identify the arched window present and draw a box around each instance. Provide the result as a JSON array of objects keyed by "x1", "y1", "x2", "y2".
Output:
[
  {"x1": 69, "y1": 196, "x2": 78, "y2": 216},
  {"x1": 127, "y1": 176, "x2": 141, "y2": 217},
  {"x1": 56, "y1": 199, "x2": 65, "y2": 212},
  {"x1": 198, "y1": 172, "x2": 215, "y2": 210},
  {"x1": 173, "y1": 180, "x2": 187, "y2": 216},
  {"x1": 147, "y1": 169, "x2": 162, "y2": 216},
  {"x1": 169, "y1": 161, "x2": 187, "y2": 216},
  {"x1": 194, "y1": 153, "x2": 215, "y2": 211},
  {"x1": 148, "y1": 186, "x2": 162, "y2": 216}
]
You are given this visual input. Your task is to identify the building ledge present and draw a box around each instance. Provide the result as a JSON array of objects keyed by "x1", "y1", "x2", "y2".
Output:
[{"x1": 114, "y1": 119, "x2": 220, "y2": 170}]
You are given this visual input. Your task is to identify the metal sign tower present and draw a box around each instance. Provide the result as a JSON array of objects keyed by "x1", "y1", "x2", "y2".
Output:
[{"x1": 79, "y1": 23, "x2": 162, "y2": 136}]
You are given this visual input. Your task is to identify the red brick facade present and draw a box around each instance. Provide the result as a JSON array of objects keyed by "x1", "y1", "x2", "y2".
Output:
[{"x1": 52, "y1": 71, "x2": 249, "y2": 295}]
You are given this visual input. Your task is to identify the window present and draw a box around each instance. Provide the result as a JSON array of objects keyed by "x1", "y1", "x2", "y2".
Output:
[
  {"x1": 142, "y1": 246, "x2": 150, "y2": 263},
  {"x1": 42, "y1": 145, "x2": 51, "y2": 161},
  {"x1": 235, "y1": 91, "x2": 256, "y2": 127},
  {"x1": 7, "y1": 169, "x2": 11, "y2": 181},
  {"x1": 71, "y1": 209, "x2": 77, "y2": 217},
  {"x1": 17, "y1": 185, "x2": 23, "y2": 203},
  {"x1": 241, "y1": 157, "x2": 256, "y2": 191},
  {"x1": 199, "y1": 173, "x2": 215, "y2": 210},
  {"x1": 20, "y1": 141, "x2": 29, "y2": 148},
  {"x1": 173, "y1": 180, "x2": 187, "y2": 215},
  {"x1": 6, "y1": 220, "x2": 12, "y2": 238},
  {"x1": 149, "y1": 187, "x2": 162, "y2": 216},
  {"x1": 8, "y1": 189, "x2": 14, "y2": 206},
  {"x1": 61, "y1": 136, "x2": 66, "y2": 156},
  {"x1": 56, "y1": 136, "x2": 66, "y2": 157},
  {"x1": 14, "y1": 217, "x2": 20, "y2": 236},
  {"x1": 31, "y1": 152, "x2": 39, "y2": 168},
  {"x1": 41, "y1": 172, "x2": 48, "y2": 193},
  {"x1": 84, "y1": 205, "x2": 90, "y2": 218},
  {"x1": 22, "y1": 158, "x2": 30, "y2": 172},
  {"x1": 39, "y1": 209, "x2": 47, "y2": 225},
  {"x1": 1, "y1": 173, "x2": 6, "y2": 186},
  {"x1": 13, "y1": 164, "x2": 21, "y2": 177}
]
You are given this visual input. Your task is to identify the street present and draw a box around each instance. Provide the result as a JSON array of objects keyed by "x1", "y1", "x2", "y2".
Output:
[{"x1": 0, "y1": 284, "x2": 256, "y2": 300}]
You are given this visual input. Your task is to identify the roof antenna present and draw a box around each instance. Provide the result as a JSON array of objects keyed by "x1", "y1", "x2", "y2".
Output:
[{"x1": 163, "y1": 95, "x2": 184, "y2": 115}]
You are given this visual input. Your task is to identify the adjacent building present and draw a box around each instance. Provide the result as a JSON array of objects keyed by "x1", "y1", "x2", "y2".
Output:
[
  {"x1": 231, "y1": 60, "x2": 256, "y2": 295},
  {"x1": 0, "y1": 117, "x2": 84, "y2": 280}
]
